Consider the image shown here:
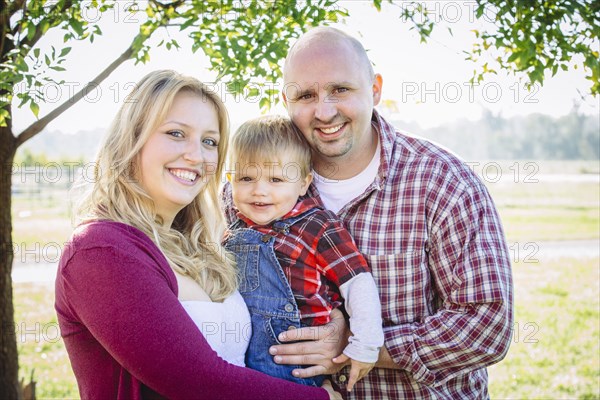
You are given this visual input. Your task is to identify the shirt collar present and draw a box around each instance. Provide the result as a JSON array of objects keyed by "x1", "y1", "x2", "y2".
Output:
[
  {"x1": 236, "y1": 197, "x2": 321, "y2": 228},
  {"x1": 371, "y1": 108, "x2": 396, "y2": 183}
]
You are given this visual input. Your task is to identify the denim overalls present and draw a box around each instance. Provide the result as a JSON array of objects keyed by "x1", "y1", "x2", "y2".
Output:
[{"x1": 224, "y1": 208, "x2": 325, "y2": 387}]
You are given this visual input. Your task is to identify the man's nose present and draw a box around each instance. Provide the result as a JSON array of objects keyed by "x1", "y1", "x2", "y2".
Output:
[{"x1": 314, "y1": 96, "x2": 337, "y2": 122}]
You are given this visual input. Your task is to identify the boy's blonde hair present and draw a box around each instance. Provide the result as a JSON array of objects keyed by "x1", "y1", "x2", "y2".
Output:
[
  {"x1": 229, "y1": 115, "x2": 311, "y2": 178},
  {"x1": 73, "y1": 70, "x2": 237, "y2": 302}
]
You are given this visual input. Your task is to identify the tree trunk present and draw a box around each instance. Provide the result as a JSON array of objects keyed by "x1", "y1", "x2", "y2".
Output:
[{"x1": 0, "y1": 122, "x2": 19, "y2": 399}]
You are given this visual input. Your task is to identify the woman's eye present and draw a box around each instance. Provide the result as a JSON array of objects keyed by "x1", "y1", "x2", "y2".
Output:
[
  {"x1": 168, "y1": 130, "x2": 184, "y2": 138},
  {"x1": 239, "y1": 176, "x2": 253, "y2": 182},
  {"x1": 203, "y1": 137, "x2": 218, "y2": 147}
]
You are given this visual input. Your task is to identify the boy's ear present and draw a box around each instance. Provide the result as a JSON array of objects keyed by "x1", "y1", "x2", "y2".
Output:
[{"x1": 300, "y1": 172, "x2": 313, "y2": 195}]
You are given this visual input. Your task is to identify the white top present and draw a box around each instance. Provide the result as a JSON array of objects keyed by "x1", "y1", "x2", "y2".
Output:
[
  {"x1": 180, "y1": 290, "x2": 251, "y2": 367},
  {"x1": 312, "y1": 140, "x2": 381, "y2": 213}
]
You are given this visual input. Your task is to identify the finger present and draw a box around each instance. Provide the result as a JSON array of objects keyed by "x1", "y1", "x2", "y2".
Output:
[
  {"x1": 272, "y1": 353, "x2": 326, "y2": 366},
  {"x1": 278, "y1": 325, "x2": 325, "y2": 342},
  {"x1": 346, "y1": 376, "x2": 356, "y2": 393},
  {"x1": 332, "y1": 354, "x2": 349, "y2": 364},
  {"x1": 346, "y1": 367, "x2": 360, "y2": 392},
  {"x1": 290, "y1": 364, "x2": 328, "y2": 379},
  {"x1": 270, "y1": 341, "x2": 316, "y2": 356}
]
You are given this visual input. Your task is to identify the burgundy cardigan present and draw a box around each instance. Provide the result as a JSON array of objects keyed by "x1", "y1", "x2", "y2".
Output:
[{"x1": 55, "y1": 220, "x2": 327, "y2": 400}]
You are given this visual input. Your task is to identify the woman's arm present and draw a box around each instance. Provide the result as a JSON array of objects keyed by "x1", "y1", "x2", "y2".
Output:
[{"x1": 58, "y1": 243, "x2": 328, "y2": 400}]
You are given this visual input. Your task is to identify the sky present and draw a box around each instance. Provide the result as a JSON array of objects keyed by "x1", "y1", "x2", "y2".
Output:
[{"x1": 11, "y1": 1, "x2": 599, "y2": 136}]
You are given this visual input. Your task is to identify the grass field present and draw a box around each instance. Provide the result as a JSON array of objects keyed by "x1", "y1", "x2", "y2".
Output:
[{"x1": 11, "y1": 160, "x2": 600, "y2": 399}]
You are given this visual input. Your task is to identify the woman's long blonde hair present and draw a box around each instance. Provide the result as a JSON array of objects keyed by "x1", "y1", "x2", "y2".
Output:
[{"x1": 73, "y1": 70, "x2": 236, "y2": 301}]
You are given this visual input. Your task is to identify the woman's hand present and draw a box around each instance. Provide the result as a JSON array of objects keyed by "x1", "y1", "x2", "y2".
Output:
[
  {"x1": 269, "y1": 308, "x2": 350, "y2": 378},
  {"x1": 322, "y1": 379, "x2": 343, "y2": 400}
]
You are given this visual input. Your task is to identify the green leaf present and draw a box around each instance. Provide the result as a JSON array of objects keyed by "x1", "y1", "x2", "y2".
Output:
[
  {"x1": 60, "y1": 47, "x2": 72, "y2": 57},
  {"x1": 180, "y1": 19, "x2": 195, "y2": 31},
  {"x1": 40, "y1": 20, "x2": 50, "y2": 35},
  {"x1": 27, "y1": 25, "x2": 36, "y2": 41},
  {"x1": 259, "y1": 97, "x2": 270, "y2": 110},
  {"x1": 70, "y1": 19, "x2": 84, "y2": 36},
  {"x1": 30, "y1": 101, "x2": 40, "y2": 118}
]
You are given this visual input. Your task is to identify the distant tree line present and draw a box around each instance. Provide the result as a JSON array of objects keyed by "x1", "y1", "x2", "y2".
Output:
[{"x1": 398, "y1": 107, "x2": 599, "y2": 160}]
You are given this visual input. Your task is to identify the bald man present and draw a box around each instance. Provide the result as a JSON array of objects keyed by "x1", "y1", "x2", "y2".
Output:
[{"x1": 269, "y1": 27, "x2": 514, "y2": 399}]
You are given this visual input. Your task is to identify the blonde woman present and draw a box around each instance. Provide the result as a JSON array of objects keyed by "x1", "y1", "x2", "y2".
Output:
[{"x1": 54, "y1": 70, "x2": 335, "y2": 399}]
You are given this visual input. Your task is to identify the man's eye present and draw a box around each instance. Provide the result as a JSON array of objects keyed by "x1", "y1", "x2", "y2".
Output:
[
  {"x1": 203, "y1": 138, "x2": 218, "y2": 147},
  {"x1": 298, "y1": 93, "x2": 314, "y2": 101}
]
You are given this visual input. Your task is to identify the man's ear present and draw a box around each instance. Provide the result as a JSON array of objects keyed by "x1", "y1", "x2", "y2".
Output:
[
  {"x1": 300, "y1": 172, "x2": 313, "y2": 196},
  {"x1": 372, "y1": 73, "x2": 383, "y2": 106},
  {"x1": 281, "y1": 91, "x2": 289, "y2": 109}
]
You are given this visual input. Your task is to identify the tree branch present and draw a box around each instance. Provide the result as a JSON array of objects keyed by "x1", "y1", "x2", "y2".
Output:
[
  {"x1": 0, "y1": 1, "x2": 9, "y2": 60},
  {"x1": 15, "y1": 42, "x2": 135, "y2": 147}
]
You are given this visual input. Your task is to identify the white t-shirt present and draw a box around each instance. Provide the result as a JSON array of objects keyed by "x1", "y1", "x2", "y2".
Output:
[{"x1": 312, "y1": 140, "x2": 381, "y2": 213}]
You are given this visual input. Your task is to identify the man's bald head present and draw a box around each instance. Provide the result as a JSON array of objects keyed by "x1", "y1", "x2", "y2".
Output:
[{"x1": 284, "y1": 27, "x2": 375, "y2": 83}]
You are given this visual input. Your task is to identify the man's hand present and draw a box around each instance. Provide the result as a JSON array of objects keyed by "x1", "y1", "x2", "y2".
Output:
[{"x1": 269, "y1": 308, "x2": 350, "y2": 378}]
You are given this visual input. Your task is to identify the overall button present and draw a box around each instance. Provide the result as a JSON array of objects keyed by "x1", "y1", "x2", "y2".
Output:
[
  {"x1": 338, "y1": 375, "x2": 347, "y2": 383},
  {"x1": 284, "y1": 303, "x2": 294, "y2": 312},
  {"x1": 261, "y1": 234, "x2": 272, "y2": 243}
]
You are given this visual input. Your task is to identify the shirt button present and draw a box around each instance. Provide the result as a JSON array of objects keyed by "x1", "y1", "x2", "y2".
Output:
[
  {"x1": 261, "y1": 234, "x2": 272, "y2": 243},
  {"x1": 284, "y1": 303, "x2": 294, "y2": 312},
  {"x1": 338, "y1": 375, "x2": 347, "y2": 383}
]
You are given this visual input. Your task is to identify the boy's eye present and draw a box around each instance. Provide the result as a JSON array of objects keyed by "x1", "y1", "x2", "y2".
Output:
[
  {"x1": 334, "y1": 87, "x2": 349, "y2": 94},
  {"x1": 270, "y1": 177, "x2": 283, "y2": 183}
]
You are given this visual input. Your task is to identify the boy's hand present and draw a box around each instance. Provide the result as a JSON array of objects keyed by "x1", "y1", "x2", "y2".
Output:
[{"x1": 332, "y1": 354, "x2": 375, "y2": 392}]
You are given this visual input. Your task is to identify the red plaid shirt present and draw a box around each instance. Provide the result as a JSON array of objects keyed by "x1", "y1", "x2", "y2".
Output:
[
  {"x1": 223, "y1": 110, "x2": 513, "y2": 399},
  {"x1": 232, "y1": 198, "x2": 370, "y2": 326}
]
